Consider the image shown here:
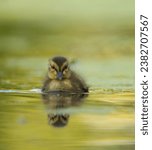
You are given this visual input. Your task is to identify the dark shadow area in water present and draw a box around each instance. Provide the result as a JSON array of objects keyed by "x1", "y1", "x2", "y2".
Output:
[{"x1": 41, "y1": 92, "x2": 88, "y2": 127}]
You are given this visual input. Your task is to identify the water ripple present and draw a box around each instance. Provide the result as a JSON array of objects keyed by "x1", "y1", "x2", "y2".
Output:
[{"x1": 0, "y1": 89, "x2": 42, "y2": 94}]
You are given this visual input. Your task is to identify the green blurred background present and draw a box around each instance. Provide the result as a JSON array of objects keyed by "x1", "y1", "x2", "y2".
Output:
[
  {"x1": 0, "y1": 0, "x2": 134, "y2": 90},
  {"x1": 0, "y1": 0, "x2": 134, "y2": 58}
]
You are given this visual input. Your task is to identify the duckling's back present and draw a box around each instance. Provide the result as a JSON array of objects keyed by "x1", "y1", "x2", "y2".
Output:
[{"x1": 69, "y1": 71, "x2": 88, "y2": 93}]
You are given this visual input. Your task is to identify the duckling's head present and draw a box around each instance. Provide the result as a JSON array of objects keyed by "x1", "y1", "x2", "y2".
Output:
[{"x1": 48, "y1": 56, "x2": 71, "y2": 80}]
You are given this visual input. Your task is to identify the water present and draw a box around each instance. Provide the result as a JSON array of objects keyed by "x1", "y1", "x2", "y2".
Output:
[
  {"x1": 0, "y1": 57, "x2": 134, "y2": 150},
  {"x1": 0, "y1": 90, "x2": 134, "y2": 150}
]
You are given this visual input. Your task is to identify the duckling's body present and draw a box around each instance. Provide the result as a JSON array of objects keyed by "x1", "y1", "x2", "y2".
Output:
[{"x1": 42, "y1": 56, "x2": 88, "y2": 93}]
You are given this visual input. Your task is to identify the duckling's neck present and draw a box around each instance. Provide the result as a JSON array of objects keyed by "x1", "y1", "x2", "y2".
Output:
[{"x1": 49, "y1": 79, "x2": 72, "y2": 91}]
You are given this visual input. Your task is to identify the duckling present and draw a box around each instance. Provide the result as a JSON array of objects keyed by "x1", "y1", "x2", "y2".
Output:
[{"x1": 42, "y1": 56, "x2": 88, "y2": 93}]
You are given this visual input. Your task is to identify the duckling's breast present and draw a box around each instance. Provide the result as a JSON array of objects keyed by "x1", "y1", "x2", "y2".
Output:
[{"x1": 48, "y1": 80, "x2": 73, "y2": 91}]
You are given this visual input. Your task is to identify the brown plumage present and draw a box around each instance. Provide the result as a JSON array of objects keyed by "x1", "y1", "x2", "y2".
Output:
[{"x1": 42, "y1": 56, "x2": 88, "y2": 93}]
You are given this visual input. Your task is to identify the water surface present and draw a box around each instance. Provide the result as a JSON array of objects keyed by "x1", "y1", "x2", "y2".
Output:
[{"x1": 0, "y1": 58, "x2": 134, "y2": 150}]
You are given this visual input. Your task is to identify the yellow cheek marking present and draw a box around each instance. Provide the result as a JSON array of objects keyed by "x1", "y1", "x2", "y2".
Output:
[{"x1": 48, "y1": 71, "x2": 57, "y2": 79}]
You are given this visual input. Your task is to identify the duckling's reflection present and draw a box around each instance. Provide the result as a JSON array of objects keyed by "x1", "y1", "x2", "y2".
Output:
[
  {"x1": 42, "y1": 92, "x2": 88, "y2": 127},
  {"x1": 48, "y1": 113, "x2": 69, "y2": 127}
]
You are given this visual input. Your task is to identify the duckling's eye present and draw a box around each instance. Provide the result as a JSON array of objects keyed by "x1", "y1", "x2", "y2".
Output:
[
  {"x1": 49, "y1": 66, "x2": 57, "y2": 72},
  {"x1": 51, "y1": 66, "x2": 55, "y2": 69},
  {"x1": 51, "y1": 66, "x2": 57, "y2": 71},
  {"x1": 63, "y1": 65, "x2": 68, "y2": 71}
]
